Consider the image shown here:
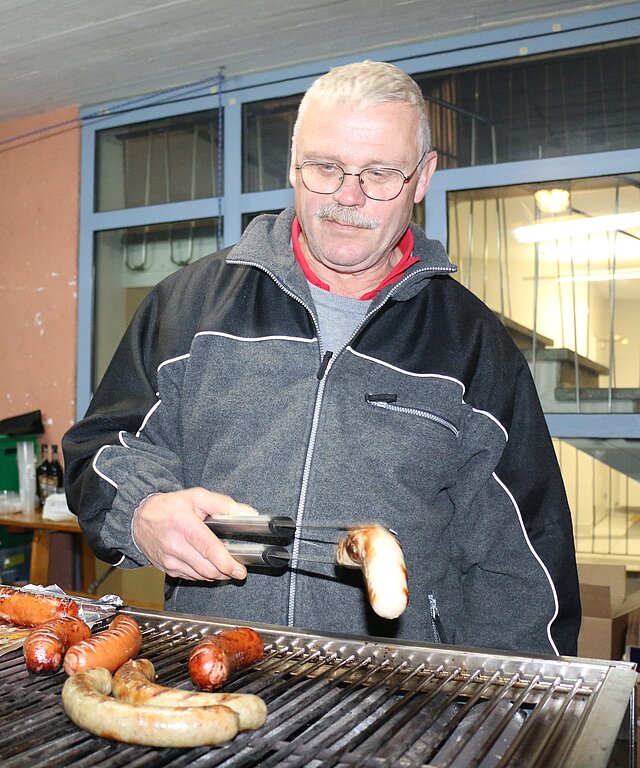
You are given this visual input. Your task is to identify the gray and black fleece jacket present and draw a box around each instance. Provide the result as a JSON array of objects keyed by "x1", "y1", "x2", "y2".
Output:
[{"x1": 63, "y1": 207, "x2": 581, "y2": 656}]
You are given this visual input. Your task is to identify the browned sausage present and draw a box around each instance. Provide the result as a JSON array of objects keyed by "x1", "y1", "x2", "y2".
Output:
[
  {"x1": 62, "y1": 667, "x2": 240, "y2": 747},
  {"x1": 336, "y1": 524, "x2": 409, "y2": 619},
  {"x1": 23, "y1": 616, "x2": 92, "y2": 674},
  {"x1": 112, "y1": 658, "x2": 267, "y2": 731},
  {"x1": 0, "y1": 587, "x2": 79, "y2": 627},
  {"x1": 63, "y1": 614, "x2": 142, "y2": 675},
  {"x1": 188, "y1": 627, "x2": 264, "y2": 691}
]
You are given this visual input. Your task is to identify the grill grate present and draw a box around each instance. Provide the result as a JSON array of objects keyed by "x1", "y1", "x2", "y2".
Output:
[{"x1": 0, "y1": 609, "x2": 635, "y2": 767}]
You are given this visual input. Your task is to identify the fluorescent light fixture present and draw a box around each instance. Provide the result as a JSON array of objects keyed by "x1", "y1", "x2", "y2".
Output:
[
  {"x1": 514, "y1": 211, "x2": 640, "y2": 243},
  {"x1": 538, "y1": 237, "x2": 639, "y2": 264},
  {"x1": 557, "y1": 268, "x2": 640, "y2": 283}
]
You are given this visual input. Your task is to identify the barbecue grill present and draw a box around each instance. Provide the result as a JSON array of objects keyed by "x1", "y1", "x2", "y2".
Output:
[{"x1": 0, "y1": 607, "x2": 636, "y2": 767}]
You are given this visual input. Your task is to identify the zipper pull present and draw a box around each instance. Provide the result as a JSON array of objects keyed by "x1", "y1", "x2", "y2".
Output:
[
  {"x1": 317, "y1": 350, "x2": 333, "y2": 379},
  {"x1": 428, "y1": 593, "x2": 447, "y2": 644},
  {"x1": 365, "y1": 393, "x2": 398, "y2": 403}
]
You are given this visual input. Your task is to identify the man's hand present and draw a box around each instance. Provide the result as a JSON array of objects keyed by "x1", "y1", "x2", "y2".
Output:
[{"x1": 131, "y1": 488, "x2": 257, "y2": 581}]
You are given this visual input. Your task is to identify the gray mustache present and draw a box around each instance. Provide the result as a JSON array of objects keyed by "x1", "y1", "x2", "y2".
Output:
[{"x1": 315, "y1": 203, "x2": 380, "y2": 230}]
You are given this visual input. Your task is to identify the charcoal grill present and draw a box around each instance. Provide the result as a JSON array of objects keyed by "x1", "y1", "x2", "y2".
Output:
[{"x1": 0, "y1": 607, "x2": 636, "y2": 767}]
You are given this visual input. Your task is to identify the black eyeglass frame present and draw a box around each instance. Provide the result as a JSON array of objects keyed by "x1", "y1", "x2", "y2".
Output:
[{"x1": 295, "y1": 151, "x2": 428, "y2": 201}]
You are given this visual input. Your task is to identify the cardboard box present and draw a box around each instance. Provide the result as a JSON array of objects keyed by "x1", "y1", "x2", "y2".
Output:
[{"x1": 577, "y1": 563, "x2": 640, "y2": 660}]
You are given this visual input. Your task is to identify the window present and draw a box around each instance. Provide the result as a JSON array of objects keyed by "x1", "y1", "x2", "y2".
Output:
[
  {"x1": 417, "y1": 40, "x2": 640, "y2": 168},
  {"x1": 556, "y1": 438, "x2": 640, "y2": 559},
  {"x1": 93, "y1": 218, "x2": 221, "y2": 387},
  {"x1": 243, "y1": 95, "x2": 301, "y2": 193},
  {"x1": 95, "y1": 110, "x2": 221, "y2": 211},
  {"x1": 447, "y1": 174, "x2": 640, "y2": 410}
]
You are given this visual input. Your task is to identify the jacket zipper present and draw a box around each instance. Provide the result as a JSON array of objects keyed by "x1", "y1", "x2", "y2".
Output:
[
  {"x1": 286, "y1": 352, "x2": 334, "y2": 625},
  {"x1": 225, "y1": 258, "x2": 330, "y2": 625},
  {"x1": 429, "y1": 593, "x2": 447, "y2": 644},
  {"x1": 365, "y1": 398, "x2": 458, "y2": 436}
]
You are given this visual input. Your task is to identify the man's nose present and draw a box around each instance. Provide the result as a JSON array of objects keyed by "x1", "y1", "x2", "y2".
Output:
[{"x1": 332, "y1": 172, "x2": 366, "y2": 206}]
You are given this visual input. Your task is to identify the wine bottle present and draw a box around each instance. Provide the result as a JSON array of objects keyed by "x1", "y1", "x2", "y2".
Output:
[
  {"x1": 47, "y1": 444, "x2": 64, "y2": 496},
  {"x1": 36, "y1": 444, "x2": 51, "y2": 505}
]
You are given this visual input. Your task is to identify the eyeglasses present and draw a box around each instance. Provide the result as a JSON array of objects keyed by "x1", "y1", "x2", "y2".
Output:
[{"x1": 295, "y1": 151, "x2": 427, "y2": 201}]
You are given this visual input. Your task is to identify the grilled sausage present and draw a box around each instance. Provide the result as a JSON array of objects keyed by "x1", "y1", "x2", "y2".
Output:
[
  {"x1": 188, "y1": 627, "x2": 264, "y2": 691},
  {"x1": 23, "y1": 616, "x2": 92, "y2": 674},
  {"x1": 0, "y1": 587, "x2": 79, "y2": 627},
  {"x1": 112, "y1": 658, "x2": 267, "y2": 731},
  {"x1": 62, "y1": 667, "x2": 239, "y2": 747},
  {"x1": 336, "y1": 524, "x2": 409, "y2": 619},
  {"x1": 63, "y1": 614, "x2": 142, "y2": 675}
]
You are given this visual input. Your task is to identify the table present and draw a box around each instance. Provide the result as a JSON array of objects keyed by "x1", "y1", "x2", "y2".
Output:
[{"x1": 0, "y1": 509, "x2": 96, "y2": 592}]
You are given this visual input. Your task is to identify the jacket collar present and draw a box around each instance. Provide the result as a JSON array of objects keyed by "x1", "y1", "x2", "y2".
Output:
[{"x1": 227, "y1": 207, "x2": 457, "y2": 305}]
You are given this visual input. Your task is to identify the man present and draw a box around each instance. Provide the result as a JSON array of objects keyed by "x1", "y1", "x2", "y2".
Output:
[{"x1": 63, "y1": 61, "x2": 581, "y2": 656}]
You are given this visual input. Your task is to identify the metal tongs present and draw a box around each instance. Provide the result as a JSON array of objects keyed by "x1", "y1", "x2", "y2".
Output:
[{"x1": 205, "y1": 513, "x2": 348, "y2": 568}]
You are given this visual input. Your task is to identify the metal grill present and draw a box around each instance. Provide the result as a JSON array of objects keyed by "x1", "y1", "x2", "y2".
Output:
[{"x1": 0, "y1": 607, "x2": 636, "y2": 767}]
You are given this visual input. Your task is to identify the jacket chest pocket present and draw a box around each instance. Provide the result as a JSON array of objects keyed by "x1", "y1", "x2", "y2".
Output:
[{"x1": 364, "y1": 394, "x2": 459, "y2": 437}]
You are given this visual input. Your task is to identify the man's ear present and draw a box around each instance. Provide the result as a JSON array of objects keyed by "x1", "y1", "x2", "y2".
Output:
[
  {"x1": 289, "y1": 143, "x2": 298, "y2": 188},
  {"x1": 414, "y1": 151, "x2": 438, "y2": 204}
]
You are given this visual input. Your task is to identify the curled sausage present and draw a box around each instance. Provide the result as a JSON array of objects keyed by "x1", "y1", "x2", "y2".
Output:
[
  {"x1": 63, "y1": 614, "x2": 142, "y2": 675},
  {"x1": 188, "y1": 627, "x2": 264, "y2": 691},
  {"x1": 112, "y1": 658, "x2": 267, "y2": 731},
  {"x1": 336, "y1": 524, "x2": 409, "y2": 619},
  {"x1": 0, "y1": 587, "x2": 79, "y2": 627},
  {"x1": 62, "y1": 667, "x2": 240, "y2": 747},
  {"x1": 23, "y1": 616, "x2": 92, "y2": 674}
]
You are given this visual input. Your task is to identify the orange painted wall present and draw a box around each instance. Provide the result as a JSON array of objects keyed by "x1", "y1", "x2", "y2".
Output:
[
  {"x1": 0, "y1": 107, "x2": 164, "y2": 601},
  {"x1": 0, "y1": 107, "x2": 81, "y2": 452}
]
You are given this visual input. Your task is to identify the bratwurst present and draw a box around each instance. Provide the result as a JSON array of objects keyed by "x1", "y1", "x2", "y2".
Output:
[
  {"x1": 112, "y1": 658, "x2": 267, "y2": 731},
  {"x1": 336, "y1": 524, "x2": 409, "y2": 619},
  {"x1": 63, "y1": 614, "x2": 142, "y2": 675},
  {"x1": 24, "y1": 616, "x2": 92, "y2": 674},
  {"x1": 62, "y1": 667, "x2": 240, "y2": 747},
  {"x1": 0, "y1": 587, "x2": 79, "y2": 627},
  {"x1": 188, "y1": 627, "x2": 265, "y2": 691}
]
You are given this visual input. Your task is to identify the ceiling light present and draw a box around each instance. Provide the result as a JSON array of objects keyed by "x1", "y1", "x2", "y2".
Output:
[
  {"x1": 514, "y1": 211, "x2": 640, "y2": 243},
  {"x1": 534, "y1": 188, "x2": 570, "y2": 214}
]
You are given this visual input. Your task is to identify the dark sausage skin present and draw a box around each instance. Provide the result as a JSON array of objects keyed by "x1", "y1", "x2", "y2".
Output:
[
  {"x1": 0, "y1": 587, "x2": 79, "y2": 627},
  {"x1": 23, "y1": 616, "x2": 92, "y2": 674},
  {"x1": 188, "y1": 627, "x2": 264, "y2": 691},
  {"x1": 63, "y1": 614, "x2": 142, "y2": 675}
]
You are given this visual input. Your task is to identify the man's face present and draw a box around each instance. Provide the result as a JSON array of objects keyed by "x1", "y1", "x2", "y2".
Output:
[{"x1": 290, "y1": 98, "x2": 437, "y2": 276}]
